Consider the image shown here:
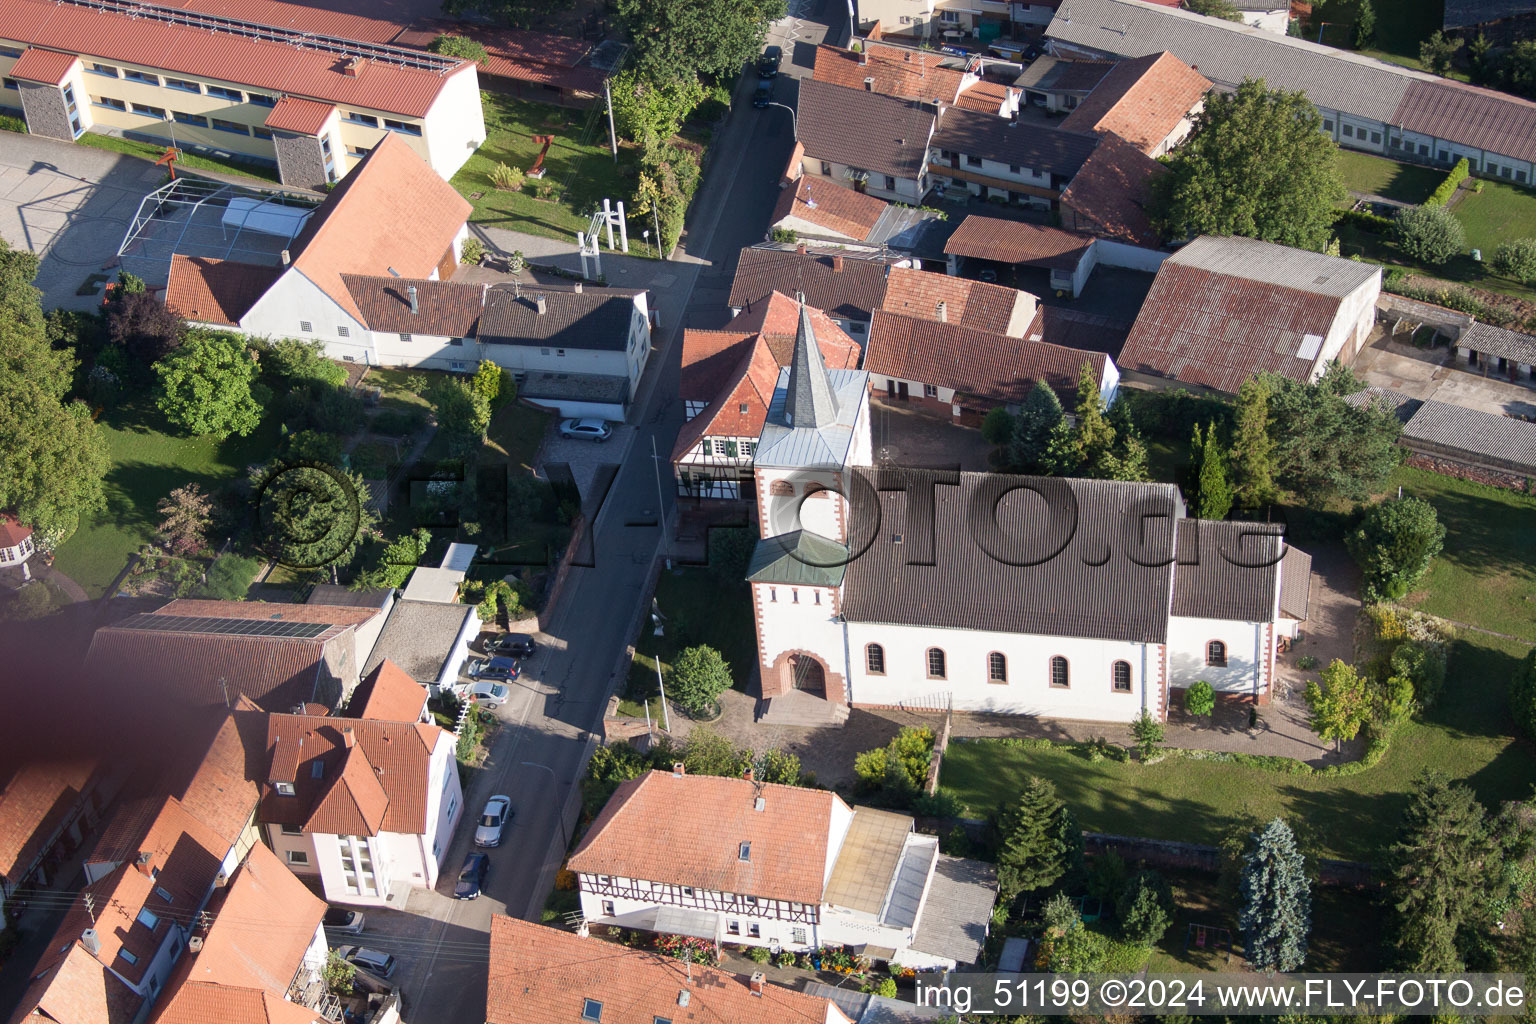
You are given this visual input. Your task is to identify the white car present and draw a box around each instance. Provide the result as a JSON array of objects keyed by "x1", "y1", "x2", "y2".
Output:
[
  {"x1": 459, "y1": 680, "x2": 509, "y2": 709},
  {"x1": 559, "y1": 417, "x2": 612, "y2": 442},
  {"x1": 475, "y1": 795, "x2": 513, "y2": 847}
]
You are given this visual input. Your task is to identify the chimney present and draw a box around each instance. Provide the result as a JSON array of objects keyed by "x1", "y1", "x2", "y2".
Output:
[
  {"x1": 796, "y1": 243, "x2": 807, "y2": 256},
  {"x1": 672, "y1": 761, "x2": 685, "y2": 777},
  {"x1": 135, "y1": 851, "x2": 155, "y2": 877},
  {"x1": 864, "y1": 76, "x2": 875, "y2": 91},
  {"x1": 188, "y1": 936, "x2": 204, "y2": 953},
  {"x1": 280, "y1": 249, "x2": 290, "y2": 265},
  {"x1": 573, "y1": 281, "x2": 583, "y2": 293},
  {"x1": 343, "y1": 57, "x2": 362, "y2": 77},
  {"x1": 936, "y1": 299, "x2": 947, "y2": 322},
  {"x1": 343, "y1": 727, "x2": 356, "y2": 748},
  {"x1": 749, "y1": 972, "x2": 766, "y2": 996},
  {"x1": 859, "y1": 46, "x2": 868, "y2": 65},
  {"x1": 407, "y1": 285, "x2": 419, "y2": 315},
  {"x1": 81, "y1": 930, "x2": 101, "y2": 956},
  {"x1": 744, "y1": 767, "x2": 754, "y2": 782},
  {"x1": 535, "y1": 295, "x2": 548, "y2": 315},
  {"x1": 832, "y1": 255, "x2": 844, "y2": 272}
]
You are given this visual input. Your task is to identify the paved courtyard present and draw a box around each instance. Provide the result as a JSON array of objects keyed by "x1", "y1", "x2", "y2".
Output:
[{"x1": 1353, "y1": 329, "x2": 1536, "y2": 417}]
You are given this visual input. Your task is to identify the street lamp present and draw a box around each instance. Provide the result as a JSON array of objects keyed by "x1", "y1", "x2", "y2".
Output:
[
  {"x1": 520, "y1": 761, "x2": 569, "y2": 850},
  {"x1": 765, "y1": 101, "x2": 797, "y2": 140}
]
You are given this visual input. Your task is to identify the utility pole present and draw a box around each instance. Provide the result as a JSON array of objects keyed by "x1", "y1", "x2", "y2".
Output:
[
  {"x1": 654, "y1": 653, "x2": 671, "y2": 732},
  {"x1": 650, "y1": 435, "x2": 668, "y2": 549},
  {"x1": 603, "y1": 78, "x2": 619, "y2": 161}
]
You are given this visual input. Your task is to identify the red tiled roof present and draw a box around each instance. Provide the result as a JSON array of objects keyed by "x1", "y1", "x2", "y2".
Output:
[
  {"x1": 341, "y1": 275, "x2": 484, "y2": 337},
  {"x1": 263, "y1": 96, "x2": 336, "y2": 136},
  {"x1": 866, "y1": 310, "x2": 1105, "y2": 406},
  {"x1": 487, "y1": 917, "x2": 853, "y2": 1024},
  {"x1": 283, "y1": 134, "x2": 470, "y2": 324},
  {"x1": 569, "y1": 770, "x2": 844, "y2": 906},
  {"x1": 304, "y1": 745, "x2": 389, "y2": 836},
  {"x1": 881, "y1": 266, "x2": 1036, "y2": 335},
  {"x1": 679, "y1": 328, "x2": 757, "y2": 404},
  {"x1": 85, "y1": 630, "x2": 331, "y2": 712},
  {"x1": 154, "y1": 984, "x2": 322, "y2": 1024},
  {"x1": 8, "y1": 47, "x2": 78, "y2": 85},
  {"x1": 0, "y1": 518, "x2": 32, "y2": 546},
  {"x1": 347, "y1": 659, "x2": 428, "y2": 723},
  {"x1": 163, "y1": 713, "x2": 262, "y2": 849},
  {"x1": 1060, "y1": 52, "x2": 1210, "y2": 155},
  {"x1": 770, "y1": 176, "x2": 890, "y2": 241},
  {"x1": 155, "y1": 598, "x2": 380, "y2": 626},
  {"x1": 954, "y1": 78, "x2": 1015, "y2": 114},
  {"x1": 1058, "y1": 132, "x2": 1166, "y2": 249},
  {"x1": 8, "y1": 943, "x2": 142, "y2": 1024},
  {"x1": 944, "y1": 215, "x2": 1095, "y2": 269},
  {"x1": 150, "y1": 0, "x2": 409, "y2": 45},
  {"x1": 0, "y1": 761, "x2": 96, "y2": 881},
  {"x1": 0, "y1": 0, "x2": 470, "y2": 119},
  {"x1": 390, "y1": 22, "x2": 604, "y2": 92},
  {"x1": 165, "y1": 256, "x2": 281, "y2": 327},
  {"x1": 813, "y1": 42, "x2": 966, "y2": 102}
]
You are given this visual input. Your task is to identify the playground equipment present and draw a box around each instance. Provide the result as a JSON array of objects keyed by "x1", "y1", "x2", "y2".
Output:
[
  {"x1": 155, "y1": 146, "x2": 182, "y2": 180},
  {"x1": 526, "y1": 134, "x2": 554, "y2": 179}
]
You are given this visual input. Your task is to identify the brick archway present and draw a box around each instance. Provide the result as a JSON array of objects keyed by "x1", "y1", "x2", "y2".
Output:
[{"x1": 764, "y1": 648, "x2": 846, "y2": 704}]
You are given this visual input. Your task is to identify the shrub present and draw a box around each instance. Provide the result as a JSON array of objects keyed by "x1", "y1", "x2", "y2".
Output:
[
  {"x1": 533, "y1": 180, "x2": 560, "y2": 201},
  {"x1": 1393, "y1": 205, "x2": 1466, "y2": 265},
  {"x1": 1184, "y1": 680, "x2": 1216, "y2": 717},
  {"x1": 1131, "y1": 709, "x2": 1164, "y2": 758},
  {"x1": 745, "y1": 945, "x2": 771, "y2": 963},
  {"x1": 1492, "y1": 238, "x2": 1536, "y2": 283},
  {"x1": 460, "y1": 236, "x2": 487, "y2": 265},
  {"x1": 428, "y1": 34, "x2": 487, "y2": 62},
  {"x1": 0, "y1": 114, "x2": 26, "y2": 134},
  {"x1": 490, "y1": 162, "x2": 525, "y2": 192},
  {"x1": 1117, "y1": 869, "x2": 1173, "y2": 945},
  {"x1": 1347, "y1": 497, "x2": 1446, "y2": 602},
  {"x1": 262, "y1": 337, "x2": 346, "y2": 389},
  {"x1": 668, "y1": 645, "x2": 733, "y2": 715},
  {"x1": 197, "y1": 554, "x2": 261, "y2": 600},
  {"x1": 1334, "y1": 207, "x2": 1394, "y2": 234},
  {"x1": 323, "y1": 950, "x2": 355, "y2": 995},
  {"x1": 911, "y1": 788, "x2": 963, "y2": 819},
  {"x1": 981, "y1": 406, "x2": 1014, "y2": 446},
  {"x1": 1423, "y1": 157, "x2": 1471, "y2": 208},
  {"x1": 1297, "y1": 654, "x2": 1319, "y2": 671},
  {"x1": 769, "y1": 227, "x2": 798, "y2": 243}
]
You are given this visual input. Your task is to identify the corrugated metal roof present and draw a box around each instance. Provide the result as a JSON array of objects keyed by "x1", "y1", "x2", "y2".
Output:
[
  {"x1": 1279, "y1": 546, "x2": 1312, "y2": 620},
  {"x1": 1403, "y1": 399, "x2": 1536, "y2": 471},
  {"x1": 1166, "y1": 235, "x2": 1379, "y2": 296},
  {"x1": 1170, "y1": 520, "x2": 1283, "y2": 622},
  {"x1": 1459, "y1": 320, "x2": 1536, "y2": 364},
  {"x1": 1395, "y1": 80, "x2": 1536, "y2": 165},
  {"x1": 908, "y1": 854, "x2": 996, "y2": 966}
]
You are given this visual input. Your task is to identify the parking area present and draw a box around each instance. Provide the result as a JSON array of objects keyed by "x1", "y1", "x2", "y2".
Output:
[{"x1": 535, "y1": 419, "x2": 638, "y2": 510}]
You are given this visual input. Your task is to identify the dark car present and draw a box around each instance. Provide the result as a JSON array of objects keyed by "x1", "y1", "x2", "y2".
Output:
[
  {"x1": 466, "y1": 655, "x2": 521, "y2": 681},
  {"x1": 454, "y1": 852, "x2": 489, "y2": 900},
  {"x1": 753, "y1": 79, "x2": 773, "y2": 109},
  {"x1": 486, "y1": 633, "x2": 537, "y2": 658},
  {"x1": 758, "y1": 45, "x2": 782, "y2": 78}
]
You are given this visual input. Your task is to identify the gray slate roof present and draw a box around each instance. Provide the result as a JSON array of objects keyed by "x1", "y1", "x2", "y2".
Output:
[
  {"x1": 520, "y1": 370, "x2": 630, "y2": 404},
  {"x1": 803, "y1": 985, "x2": 947, "y2": 1023},
  {"x1": 1403, "y1": 399, "x2": 1536, "y2": 472},
  {"x1": 785, "y1": 300, "x2": 842, "y2": 428},
  {"x1": 307, "y1": 585, "x2": 393, "y2": 608},
  {"x1": 1166, "y1": 235, "x2": 1380, "y2": 297},
  {"x1": 479, "y1": 284, "x2": 641, "y2": 351},
  {"x1": 747, "y1": 530, "x2": 849, "y2": 587},
  {"x1": 756, "y1": 365, "x2": 869, "y2": 469},
  {"x1": 363, "y1": 598, "x2": 475, "y2": 682},
  {"x1": 933, "y1": 107, "x2": 1099, "y2": 178},
  {"x1": 1170, "y1": 520, "x2": 1284, "y2": 623},
  {"x1": 797, "y1": 78, "x2": 938, "y2": 180},
  {"x1": 909, "y1": 854, "x2": 996, "y2": 966},
  {"x1": 1459, "y1": 321, "x2": 1536, "y2": 365}
]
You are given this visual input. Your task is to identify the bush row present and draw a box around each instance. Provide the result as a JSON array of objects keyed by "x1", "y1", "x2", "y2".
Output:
[
  {"x1": 0, "y1": 114, "x2": 26, "y2": 135},
  {"x1": 1423, "y1": 157, "x2": 1470, "y2": 208},
  {"x1": 1334, "y1": 208, "x2": 1394, "y2": 234}
]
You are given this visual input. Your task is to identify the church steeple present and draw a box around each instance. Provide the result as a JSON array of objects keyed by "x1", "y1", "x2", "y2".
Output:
[{"x1": 782, "y1": 294, "x2": 840, "y2": 429}]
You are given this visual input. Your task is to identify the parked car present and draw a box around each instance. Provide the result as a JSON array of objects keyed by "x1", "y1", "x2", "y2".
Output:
[
  {"x1": 466, "y1": 656, "x2": 521, "y2": 682},
  {"x1": 758, "y1": 45, "x2": 782, "y2": 77},
  {"x1": 337, "y1": 946, "x2": 396, "y2": 979},
  {"x1": 753, "y1": 78, "x2": 773, "y2": 109},
  {"x1": 474, "y1": 795, "x2": 514, "y2": 848},
  {"x1": 459, "y1": 680, "x2": 510, "y2": 709},
  {"x1": 486, "y1": 633, "x2": 537, "y2": 658},
  {"x1": 559, "y1": 417, "x2": 612, "y2": 442},
  {"x1": 323, "y1": 907, "x2": 366, "y2": 935},
  {"x1": 454, "y1": 852, "x2": 489, "y2": 900}
]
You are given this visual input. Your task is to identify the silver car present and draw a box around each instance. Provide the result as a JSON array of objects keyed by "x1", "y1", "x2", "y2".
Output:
[
  {"x1": 459, "y1": 680, "x2": 509, "y2": 709},
  {"x1": 474, "y1": 795, "x2": 513, "y2": 847},
  {"x1": 559, "y1": 417, "x2": 612, "y2": 442}
]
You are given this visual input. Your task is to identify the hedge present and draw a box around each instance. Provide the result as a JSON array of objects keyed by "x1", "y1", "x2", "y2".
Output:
[
  {"x1": 1423, "y1": 157, "x2": 1470, "y2": 208},
  {"x1": 0, "y1": 114, "x2": 26, "y2": 135},
  {"x1": 1334, "y1": 208, "x2": 1394, "y2": 234}
]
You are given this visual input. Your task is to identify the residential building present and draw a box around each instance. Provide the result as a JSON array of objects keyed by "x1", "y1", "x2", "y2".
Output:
[
  {"x1": 1046, "y1": 0, "x2": 1536, "y2": 183},
  {"x1": 880, "y1": 265, "x2": 1038, "y2": 336},
  {"x1": 390, "y1": 23, "x2": 605, "y2": 106},
  {"x1": 673, "y1": 292, "x2": 862, "y2": 501},
  {"x1": 254, "y1": 710, "x2": 463, "y2": 905},
  {"x1": 305, "y1": 584, "x2": 395, "y2": 664},
  {"x1": 0, "y1": 0, "x2": 484, "y2": 188},
  {"x1": 1118, "y1": 235, "x2": 1382, "y2": 395},
  {"x1": 165, "y1": 133, "x2": 473, "y2": 365},
  {"x1": 1058, "y1": 51, "x2": 1210, "y2": 157},
  {"x1": 0, "y1": 517, "x2": 36, "y2": 581},
  {"x1": 0, "y1": 761, "x2": 123, "y2": 925},
  {"x1": 1056, "y1": 132, "x2": 1168, "y2": 254},
  {"x1": 813, "y1": 40, "x2": 1019, "y2": 115},
  {"x1": 568, "y1": 769, "x2": 997, "y2": 969},
  {"x1": 84, "y1": 599, "x2": 388, "y2": 712},
  {"x1": 795, "y1": 79, "x2": 939, "y2": 202},
  {"x1": 487, "y1": 916, "x2": 856, "y2": 1024},
  {"x1": 943, "y1": 215, "x2": 1101, "y2": 295},
  {"x1": 769, "y1": 177, "x2": 947, "y2": 256},
  {"x1": 478, "y1": 284, "x2": 653, "y2": 421},
  {"x1": 1014, "y1": 57, "x2": 1114, "y2": 113},
  {"x1": 729, "y1": 246, "x2": 903, "y2": 339},
  {"x1": 362, "y1": 601, "x2": 478, "y2": 695},
  {"x1": 344, "y1": 659, "x2": 430, "y2": 724},
  {"x1": 929, "y1": 106, "x2": 1098, "y2": 209}
]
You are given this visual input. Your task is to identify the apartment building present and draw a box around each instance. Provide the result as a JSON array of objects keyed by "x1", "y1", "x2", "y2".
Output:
[{"x1": 0, "y1": 0, "x2": 484, "y2": 188}]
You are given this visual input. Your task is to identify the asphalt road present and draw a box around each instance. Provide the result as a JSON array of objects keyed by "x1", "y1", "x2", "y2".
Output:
[{"x1": 378, "y1": 5, "x2": 847, "y2": 1020}]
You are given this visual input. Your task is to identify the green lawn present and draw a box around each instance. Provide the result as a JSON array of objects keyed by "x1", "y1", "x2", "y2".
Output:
[
  {"x1": 1393, "y1": 466, "x2": 1536, "y2": 641},
  {"x1": 75, "y1": 131, "x2": 281, "y2": 183},
  {"x1": 1336, "y1": 224, "x2": 1536, "y2": 304},
  {"x1": 627, "y1": 566, "x2": 757, "y2": 705},
  {"x1": 450, "y1": 93, "x2": 634, "y2": 242},
  {"x1": 484, "y1": 400, "x2": 548, "y2": 473},
  {"x1": 1453, "y1": 179, "x2": 1536, "y2": 254},
  {"x1": 362, "y1": 366, "x2": 436, "y2": 413},
  {"x1": 1312, "y1": 0, "x2": 1445, "y2": 71},
  {"x1": 1335, "y1": 150, "x2": 1443, "y2": 203},
  {"x1": 53, "y1": 399, "x2": 280, "y2": 597}
]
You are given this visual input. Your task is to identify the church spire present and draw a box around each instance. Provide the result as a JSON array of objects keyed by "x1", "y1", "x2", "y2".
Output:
[{"x1": 782, "y1": 294, "x2": 840, "y2": 428}]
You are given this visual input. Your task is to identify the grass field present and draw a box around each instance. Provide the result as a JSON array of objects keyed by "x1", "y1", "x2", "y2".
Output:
[
  {"x1": 53, "y1": 399, "x2": 280, "y2": 597},
  {"x1": 450, "y1": 94, "x2": 633, "y2": 242},
  {"x1": 624, "y1": 565, "x2": 758, "y2": 712},
  {"x1": 1393, "y1": 466, "x2": 1536, "y2": 641},
  {"x1": 1312, "y1": 0, "x2": 1446, "y2": 72},
  {"x1": 1335, "y1": 150, "x2": 1443, "y2": 204},
  {"x1": 75, "y1": 131, "x2": 281, "y2": 183},
  {"x1": 1452, "y1": 179, "x2": 1536, "y2": 254}
]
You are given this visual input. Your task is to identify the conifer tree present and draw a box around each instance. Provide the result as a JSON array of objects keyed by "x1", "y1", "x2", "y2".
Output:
[
  {"x1": 1229, "y1": 375, "x2": 1278, "y2": 509},
  {"x1": 996, "y1": 776, "x2": 1068, "y2": 903},
  {"x1": 1238, "y1": 818, "x2": 1312, "y2": 972},
  {"x1": 1071, "y1": 364, "x2": 1117, "y2": 475},
  {"x1": 1193, "y1": 421, "x2": 1233, "y2": 519},
  {"x1": 1010, "y1": 381, "x2": 1065, "y2": 473},
  {"x1": 1387, "y1": 771, "x2": 1493, "y2": 972}
]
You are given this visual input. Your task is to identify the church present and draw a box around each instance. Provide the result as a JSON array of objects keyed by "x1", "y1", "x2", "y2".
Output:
[{"x1": 743, "y1": 300, "x2": 1313, "y2": 726}]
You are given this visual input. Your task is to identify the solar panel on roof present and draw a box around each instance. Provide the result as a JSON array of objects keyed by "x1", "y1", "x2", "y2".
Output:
[{"x1": 113, "y1": 613, "x2": 330, "y2": 639}]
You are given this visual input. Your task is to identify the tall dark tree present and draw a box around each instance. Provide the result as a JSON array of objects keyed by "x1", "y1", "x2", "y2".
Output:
[
  {"x1": 107, "y1": 290, "x2": 185, "y2": 366},
  {"x1": 1229, "y1": 375, "x2": 1277, "y2": 510},
  {"x1": 1263, "y1": 365, "x2": 1402, "y2": 505},
  {"x1": 1149, "y1": 79, "x2": 1347, "y2": 253},
  {"x1": 996, "y1": 776, "x2": 1069, "y2": 903},
  {"x1": 1117, "y1": 869, "x2": 1174, "y2": 945},
  {"x1": 1010, "y1": 381, "x2": 1065, "y2": 472},
  {"x1": 1419, "y1": 30, "x2": 1464, "y2": 77},
  {"x1": 1053, "y1": 804, "x2": 1087, "y2": 895},
  {"x1": 1191, "y1": 421, "x2": 1233, "y2": 519},
  {"x1": 1238, "y1": 818, "x2": 1312, "y2": 972},
  {"x1": 1387, "y1": 771, "x2": 1494, "y2": 972}
]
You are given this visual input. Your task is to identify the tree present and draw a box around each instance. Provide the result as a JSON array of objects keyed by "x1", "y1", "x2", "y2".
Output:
[
  {"x1": 1387, "y1": 771, "x2": 1493, "y2": 971},
  {"x1": 362, "y1": 527, "x2": 433, "y2": 589},
  {"x1": 156, "y1": 484, "x2": 214, "y2": 556},
  {"x1": 1182, "y1": 0, "x2": 1242, "y2": 19},
  {"x1": 323, "y1": 950, "x2": 356, "y2": 995},
  {"x1": 1132, "y1": 709, "x2": 1164, "y2": 759},
  {"x1": 1492, "y1": 238, "x2": 1536, "y2": 282},
  {"x1": 155, "y1": 331, "x2": 268, "y2": 439},
  {"x1": 1238, "y1": 818, "x2": 1311, "y2": 972},
  {"x1": 1053, "y1": 804, "x2": 1087, "y2": 894},
  {"x1": 1149, "y1": 79, "x2": 1347, "y2": 253},
  {"x1": 251, "y1": 461, "x2": 378, "y2": 570},
  {"x1": 614, "y1": 0, "x2": 788, "y2": 83},
  {"x1": 261, "y1": 337, "x2": 345, "y2": 389},
  {"x1": 981, "y1": 406, "x2": 1014, "y2": 447},
  {"x1": 427, "y1": 34, "x2": 487, "y2": 62},
  {"x1": 107, "y1": 290, "x2": 185, "y2": 367},
  {"x1": 0, "y1": 238, "x2": 109, "y2": 544},
  {"x1": 1190, "y1": 422, "x2": 1233, "y2": 519},
  {"x1": 432, "y1": 377, "x2": 492, "y2": 456},
  {"x1": 996, "y1": 776, "x2": 1069, "y2": 902},
  {"x1": 1009, "y1": 381, "x2": 1065, "y2": 472},
  {"x1": 1229, "y1": 376, "x2": 1278, "y2": 509},
  {"x1": 0, "y1": 580, "x2": 62, "y2": 622},
  {"x1": 1117, "y1": 869, "x2": 1173, "y2": 945},
  {"x1": 1070, "y1": 364, "x2": 1117, "y2": 475},
  {"x1": 707, "y1": 526, "x2": 756, "y2": 583},
  {"x1": 196, "y1": 553, "x2": 261, "y2": 600},
  {"x1": 610, "y1": 68, "x2": 707, "y2": 146},
  {"x1": 1500, "y1": 39, "x2": 1536, "y2": 99},
  {"x1": 1347, "y1": 496, "x2": 1446, "y2": 602},
  {"x1": 1263, "y1": 366, "x2": 1402, "y2": 504},
  {"x1": 1184, "y1": 680, "x2": 1215, "y2": 717},
  {"x1": 1304, "y1": 660, "x2": 1371, "y2": 752},
  {"x1": 668, "y1": 645, "x2": 733, "y2": 715},
  {"x1": 1351, "y1": 0, "x2": 1375, "y2": 48},
  {"x1": 1512, "y1": 649, "x2": 1536, "y2": 740},
  {"x1": 470, "y1": 359, "x2": 507, "y2": 407},
  {"x1": 1393, "y1": 205, "x2": 1466, "y2": 265},
  {"x1": 1468, "y1": 32, "x2": 1495, "y2": 85},
  {"x1": 1419, "y1": 30, "x2": 1464, "y2": 76}
]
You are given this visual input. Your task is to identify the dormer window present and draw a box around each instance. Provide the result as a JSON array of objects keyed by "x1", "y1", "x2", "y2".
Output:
[
  {"x1": 739, "y1": 841, "x2": 751, "y2": 862},
  {"x1": 311, "y1": 761, "x2": 325, "y2": 779},
  {"x1": 275, "y1": 782, "x2": 296, "y2": 796},
  {"x1": 582, "y1": 999, "x2": 603, "y2": 1022}
]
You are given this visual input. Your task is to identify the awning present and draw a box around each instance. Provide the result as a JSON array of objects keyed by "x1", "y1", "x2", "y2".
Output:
[{"x1": 653, "y1": 906, "x2": 720, "y2": 941}]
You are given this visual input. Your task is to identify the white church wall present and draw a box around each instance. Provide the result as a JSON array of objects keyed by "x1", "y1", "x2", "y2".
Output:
[{"x1": 1166, "y1": 616, "x2": 1269, "y2": 694}]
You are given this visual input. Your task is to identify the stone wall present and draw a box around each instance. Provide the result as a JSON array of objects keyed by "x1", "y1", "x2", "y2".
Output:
[
  {"x1": 273, "y1": 132, "x2": 327, "y2": 190},
  {"x1": 19, "y1": 83, "x2": 72, "y2": 142}
]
